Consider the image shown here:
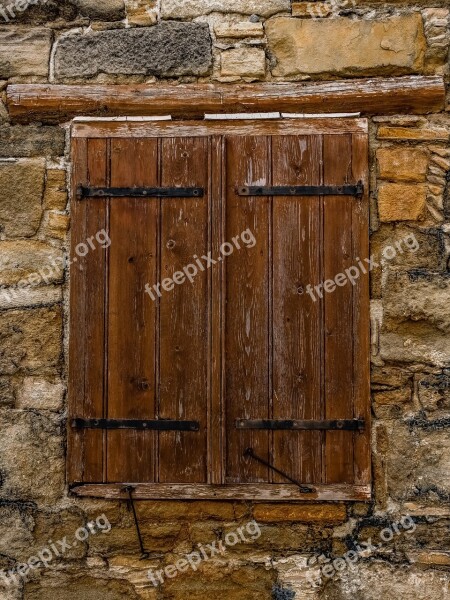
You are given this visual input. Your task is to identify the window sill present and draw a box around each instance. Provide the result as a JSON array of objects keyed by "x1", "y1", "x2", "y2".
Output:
[{"x1": 69, "y1": 483, "x2": 371, "y2": 502}]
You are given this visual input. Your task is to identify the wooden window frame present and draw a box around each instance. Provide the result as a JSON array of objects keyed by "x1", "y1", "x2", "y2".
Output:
[{"x1": 69, "y1": 117, "x2": 371, "y2": 502}]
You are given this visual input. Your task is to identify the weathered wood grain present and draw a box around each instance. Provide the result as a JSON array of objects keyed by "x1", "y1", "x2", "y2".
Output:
[
  {"x1": 7, "y1": 76, "x2": 445, "y2": 122},
  {"x1": 70, "y1": 482, "x2": 371, "y2": 501}
]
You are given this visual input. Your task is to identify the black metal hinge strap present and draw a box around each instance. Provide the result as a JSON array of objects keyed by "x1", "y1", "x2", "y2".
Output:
[
  {"x1": 124, "y1": 486, "x2": 149, "y2": 560},
  {"x1": 237, "y1": 182, "x2": 364, "y2": 198},
  {"x1": 243, "y1": 448, "x2": 316, "y2": 494},
  {"x1": 71, "y1": 418, "x2": 199, "y2": 431},
  {"x1": 77, "y1": 186, "x2": 204, "y2": 199},
  {"x1": 236, "y1": 419, "x2": 365, "y2": 433}
]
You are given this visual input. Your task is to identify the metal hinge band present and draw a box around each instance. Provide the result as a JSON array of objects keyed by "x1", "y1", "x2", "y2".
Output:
[
  {"x1": 77, "y1": 186, "x2": 204, "y2": 199},
  {"x1": 71, "y1": 418, "x2": 199, "y2": 431},
  {"x1": 237, "y1": 182, "x2": 364, "y2": 198},
  {"x1": 236, "y1": 419, "x2": 365, "y2": 432}
]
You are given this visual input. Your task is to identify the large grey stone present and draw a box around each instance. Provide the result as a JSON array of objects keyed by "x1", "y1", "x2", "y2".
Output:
[
  {"x1": 0, "y1": 126, "x2": 66, "y2": 158},
  {"x1": 161, "y1": 0, "x2": 290, "y2": 18},
  {"x1": 54, "y1": 22, "x2": 212, "y2": 79},
  {"x1": 0, "y1": 28, "x2": 51, "y2": 78},
  {"x1": 0, "y1": 159, "x2": 45, "y2": 238}
]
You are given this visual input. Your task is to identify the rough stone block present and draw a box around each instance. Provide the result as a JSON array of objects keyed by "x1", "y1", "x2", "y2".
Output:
[
  {"x1": 266, "y1": 15, "x2": 426, "y2": 77},
  {"x1": 54, "y1": 22, "x2": 212, "y2": 79},
  {"x1": 136, "y1": 501, "x2": 237, "y2": 521},
  {"x1": 380, "y1": 326, "x2": 450, "y2": 367},
  {"x1": 383, "y1": 420, "x2": 450, "y2": 502},
  {"x1": 44, "y1": 169, "x2": 67, "y2": 211},
  {"x1": 0, "y1": 307, "x2": 62, "y2": 375},
  {"x1": 0, "y1": 126, "x2": 66, "y2": 158},
  {"x1": 377, "y1": 147, "x2": 429, "y2": 182},
  {"x1": 42, "y1": 212, "x2": 70, "y2": 240},
  {"x1": 125, "y1": 0, "x2": 157, "y2": 26},
  {"x1": 73, "y1": 0, "x2": 125, "y2": 20},
  {"x1": 0, "y1": 409, "x2": 64, "y2": 503},
  {"x1": 0, "y1": 28, "x2": 51, "y2": 77},
  {"x1": 322, "y1": 561, "x2": 450, "y2": 599},
  {"x1": 383, "y1": 270, "x2": 450, "y2": 333},
  {"x1": 25, "y1": 576, "x2": 141, "y2": 600},
  {"x1": 0, "y1": 159, "x2": 45, "y2": 237},
  {"x1": 15, "y1": 377, "x2": 64, "y2": 411},
  {"x1": 378, "y1": 183, "x2": 427, "y2": 222},
  {"x1": 292, "y1": 2, "x2": 332, "y2": 17},
  {"x1": 0, "y1": 240, "x2": 64, "y2": 286},
  {"x1": 0, "y1": 285, "x2": 62, "y2": 310},
  {"x1": 221, "y1": 47, "x2": 266, "y2": 78},
  {"x1": 0, "y1": 376, "x2": 14, "y2": 405},
  {"x1": 377, "y1": 127, "x2": 450, "y2": 141},
  {"x1": 161, "y1": 0, "x2": 290, "y2": 18}
]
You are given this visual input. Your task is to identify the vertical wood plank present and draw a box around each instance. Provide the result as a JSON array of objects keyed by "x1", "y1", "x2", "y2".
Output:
[
  {"x1": 68, "y1": 137, "x2": 87, "y2": 483},
  {"x1": 225, "y1": 136, "x2": 270, "y2": 483},
  {"x1": 106, "y1": 138, "x2": 158, "y2": 482},
  {"x1": 271, "y1": 135, "x2": 323, "y2": 484},
  {"x1": 323, "y1": 134, "x2": 355, "y2": 484},
  {"x1": 352, "y1": 132, "x2": 371, "y2": 486},
  {"x1": 80, "y1": 138, "x2": 108, "y2": 482},
  {"x1": 210, "y1": 136, "x2": 224, "y2": 484},
  {"x1": 158, "y1": 137, "x2": 209, "y2": 483}
]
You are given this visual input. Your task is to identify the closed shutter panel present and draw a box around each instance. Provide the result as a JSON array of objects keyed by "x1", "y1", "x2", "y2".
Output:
[
  {"x1": 69, "y1": 136, "x2": 210, "y2": 484},
  {"x1": 69, "y1": 119, "x2": 370, "y2": 500},
  {"x1": 224, "y1": 131, "x2": 370, "y2": 487}
]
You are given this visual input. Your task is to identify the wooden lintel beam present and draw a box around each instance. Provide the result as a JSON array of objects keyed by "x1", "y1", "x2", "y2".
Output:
[{"x1": 6, "y1": 76, "x2": 445, "y2": 122}]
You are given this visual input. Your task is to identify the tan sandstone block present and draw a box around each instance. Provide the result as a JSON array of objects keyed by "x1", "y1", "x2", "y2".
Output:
[
  {"x1": 253, "y1": 503, "x2": 347, "y2": 523},
  {"x1": 377, "y1": 148, "x2": 429, "y2": 182},
  {"x1": 0, "y1": 307, "x2": 62, "y2": 374},
  {"x1": 15, "y1": 377, "x2": 64, "y2": 411},
  {"x1": 0, "y1": 240, "x2": 64, "y2": 286},
  {"x1": 266, "y1": 14, "x2": 426, "y2": 77},
  {"x1": 43, "y1": 212, "x2": 70, "y2": 240},
  {"x1": 44, "y1": 169, "x2": 68, "y2": 211},
  {"x1": 378, "y1": 183, "x2": 427, "y2": 222},
  {"x1": 161, "y1": 0, "x2": 290, "y2": 18},
  {"x1": 292, "y1": 2, "x2": 332, "y2": 17},
  {"x1": 378, "y1": 127, "x2": 450, "y2": 141},
  {"x1": 215, "y1": 22, "x2": 264, "y2": 38},
  {"x1": 221, "y1": 47, "x2": 266, "y2": 78},
  {"x1": 0, "y1": 158, "x2": 45, "y2": 237},
  {"x1": 126, "y1": 0, "x2": 157, "y2": 26},
  {"x1": 0, "y1": 28, "x2": 52, "y2": 77}
]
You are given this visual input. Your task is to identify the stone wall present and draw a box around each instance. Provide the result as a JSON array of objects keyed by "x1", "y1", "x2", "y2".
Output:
[{"x1": 0, "y1": 1, "x2": 449, "y2": 599}]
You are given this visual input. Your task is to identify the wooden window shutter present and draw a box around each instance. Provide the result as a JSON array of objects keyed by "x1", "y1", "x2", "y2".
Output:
[{"x1": 69, "y1": 119, "x2": 370, "y2": 501}]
